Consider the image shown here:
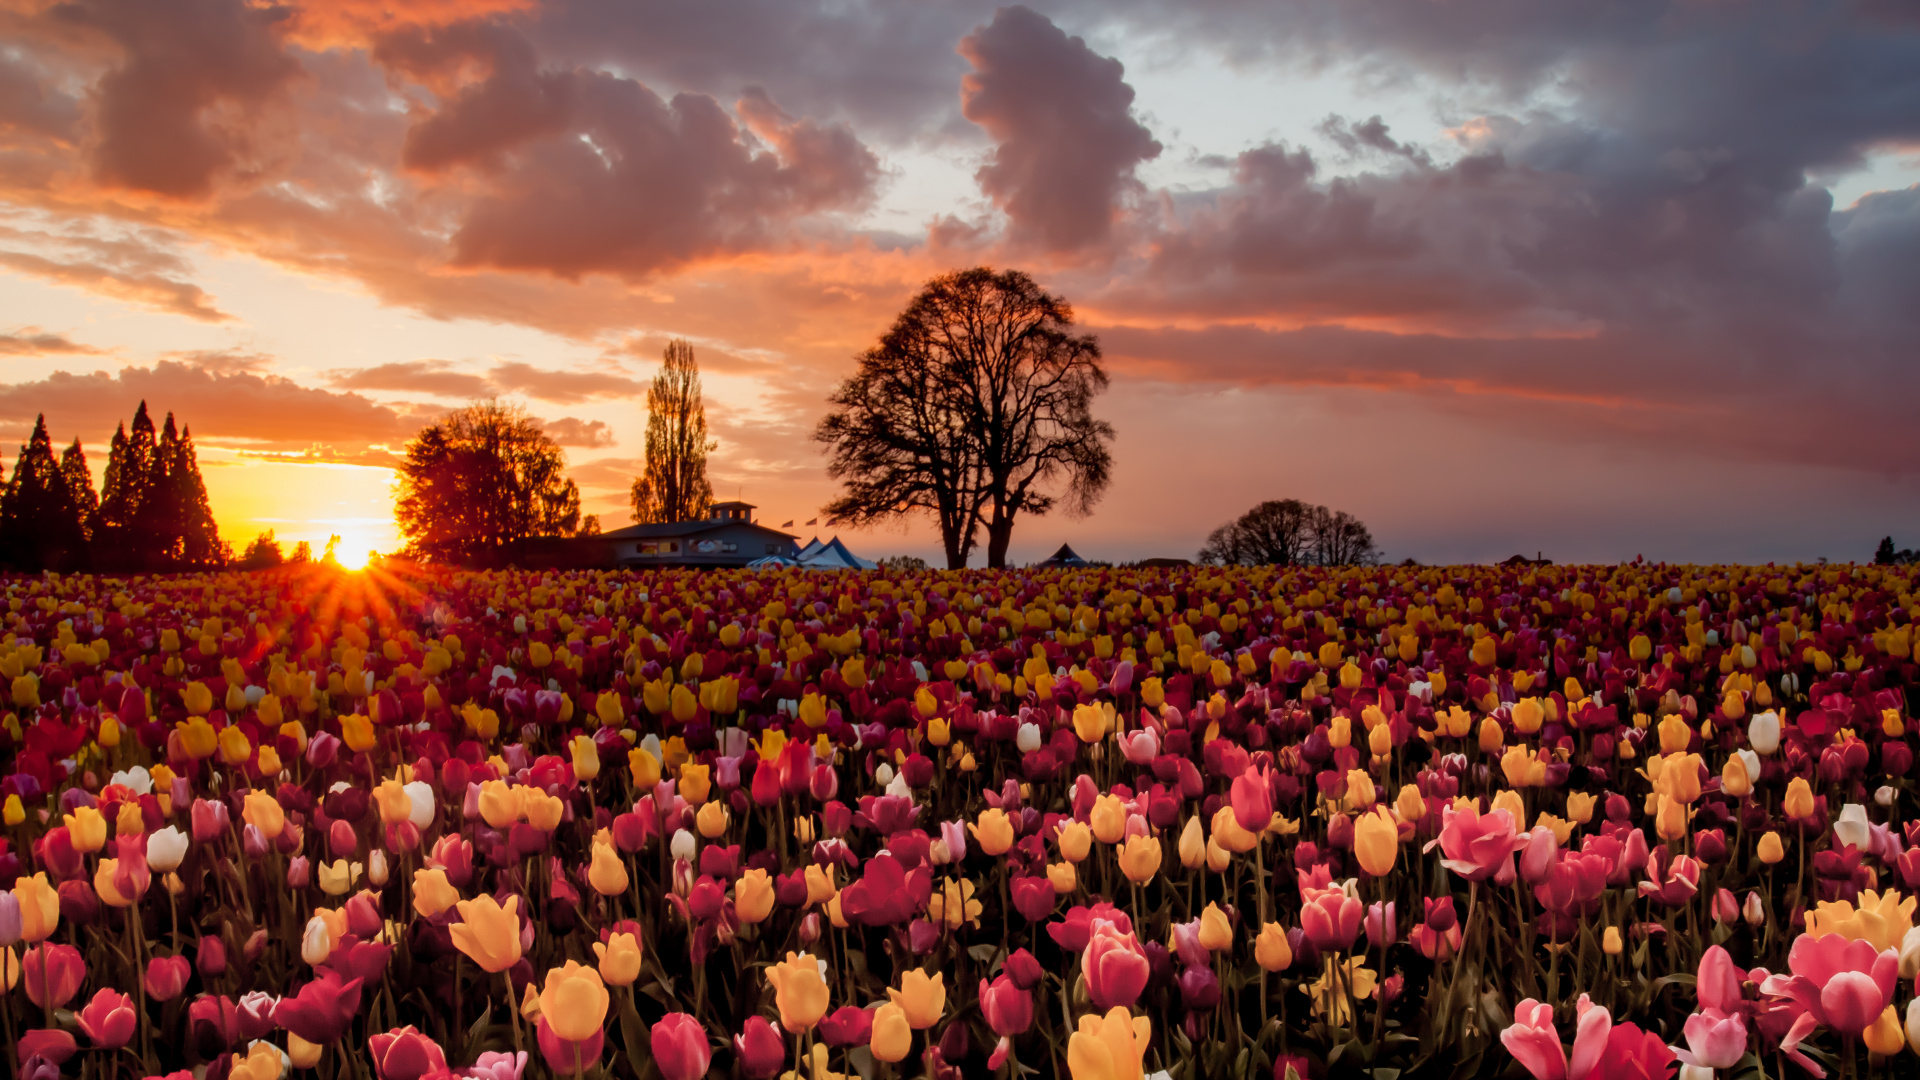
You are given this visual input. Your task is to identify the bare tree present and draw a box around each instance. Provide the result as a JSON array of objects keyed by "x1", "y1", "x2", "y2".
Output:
[
  {"x1": 815, "y1": 268, "x2": 1114, "y2": 568},
  {"x1": 631, "y1": 339, "x2": 715, "y2": 524},
  {"x1": 1199, "y1": 498, "x2": 1380, "y2": 567}
]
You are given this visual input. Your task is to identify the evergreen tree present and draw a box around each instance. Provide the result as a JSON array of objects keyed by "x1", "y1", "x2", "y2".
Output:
[
  {"x1": 630, "y1": 339, "x2": 715, "y2": 524},
  {"x1": 61, "y1": 439, "x2": 97, "y2": 543},
  {"x1": 0, "y1": 415, "x2": 89, "y2": 570},
  {"x1": 173, "y1": 425, "x2": 224, "y2": 567},
  {"x1": 95, "y1": 403, "x2": 160, "y2": 569}
]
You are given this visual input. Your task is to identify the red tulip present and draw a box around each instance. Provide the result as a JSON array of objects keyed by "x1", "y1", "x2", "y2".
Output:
[
  {"x1": 650, "y1": 1013, "x2": 711, "y2": 1080},
  {"x1": 369, "y1": 1026, "x2": 449, "y2": 1080},
  {"x1": 979, "y1": 975, "x2": 1034, "y2": 1037},
  {"x1": 22, "y1": 943, "x2": 84, "y2": 1009},
  {"x1": 76, "y1": 988, "x2": 137, "y2": 1049},
  {"x1": 1083, "y1": 918, "x2": 1150, "y2": 1010},
  {"x1": 272, "y1": 969, "x2": 365, "y2": 1044},
  {"x1": 535, "y1": 1017, "x2": 604, "y2": 1074},
  {"x1": 734, "y1": 1016, "x2": 786, "y2": 1079},
  {"x1": 146, "y1": 954, "x2": 192, "y2": 1001},
  {"x1": 817, "y1": 1005, "x2": 874, "y2": 1048}
]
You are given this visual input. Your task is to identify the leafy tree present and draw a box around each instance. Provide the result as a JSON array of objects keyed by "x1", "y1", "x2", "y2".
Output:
[
  {"x1": 816, "y1": 268, "x2": 1114, "y2": 568},
  {"x1": 396, "y1": 399, "x2": 584, "y2": 566},
  {"x1": 1877, "y1": 537, "x2": 1916, "y2": 565},
  {"x1": 631, "y1": 339, "x2": 715, "y2": 524},
  {"x1": 1199, "y1": 499, "x2": 1381, "y2": 567},
  {"x1": 0, "y1": 415, "x2": 91, "y2": 570},
  {"x1": 289, "y1": 539, "x2": 313, "y2": 564},
  {"x1": 240, "y1": 531, "x2": 285, "y2": 570}
]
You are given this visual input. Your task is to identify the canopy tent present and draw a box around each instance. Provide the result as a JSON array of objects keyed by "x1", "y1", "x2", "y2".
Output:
[
  {"x1": 794, "y1": 536, "x2": 877, "y2": 570},
  {"x1": 1036, "y1": 543, "x2": 1087, "y2": 567}
]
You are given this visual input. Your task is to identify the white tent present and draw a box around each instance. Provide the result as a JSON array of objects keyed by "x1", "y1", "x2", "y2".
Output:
[{"x1": 795, "y1": 536, "x2": 877, "y2": 569}]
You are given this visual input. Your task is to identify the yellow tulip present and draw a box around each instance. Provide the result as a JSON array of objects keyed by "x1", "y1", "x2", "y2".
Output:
[
  {"x1": 13, "y1": 873, "x2": 59, "y2": 941},
  {"x1": 735, "y1": 868, "x2": 775, "y2": 924},
  {"x1": 64, "y1": 805, "x2": 108, "y2": 853},
  {"x1": 571, "y1": 736, "x2": 601, "y2": 781},
  {"x1": 1806, "y1": 889, "x2": 1917, "y2": 954},
  {"x1": 217, "y1": 725, "x2": 253, "y2": 765},
  {"x1": 318, "y1": 859, "x2": 363, "y2": 896},
  {"x1": 697, "y1": 800, "x2": 730, "y2": 838},
  {"x1": 593, "y1": 932, "x2": 643, "y2": 987},
  {"x1": 340, "y1": 713, "x2": 376, "y2": 753},
  {"x1": 588, "y1": 841, "x2": 630, "y2": 897},
  {"x1": 182, "y1": 681, "x2": 213, "y2": 716},
  {"x1": 680, "y1": 762, "x2": 711, "y2": 806},
  {"x1": 1178, "y1": 817, "x2": 1205, "y2": 869},
  {"x1": 1758, "y1": 831, "x2": 1786, "y2": 864},
  {"x1": 176, "y1": 716, "x2": 218, "y2": 759},
  {"x1": 766, "y1": 952, "x2": 830, "y2": 1033},
  {"x1": 1197, "y1": 902, "x2": 1233, "y2": 951},
  {"x1": 242, "y1": 790, "x2": 285, "y2": 839},
  {"x1": 523, "y1": 790, "x2": 564, "y2": 831},
  {"x1": 628, "y1": 746, "x2": 662, "y2": 788},
  {"x1": 1254, "y1": 923, "x2": 1293, "y2": 971},
  {"x1": 1353, "y1": 806, "x2": 1399, "y2": 877},
  {"x1": 970, "y1": 809, "x2": 1015, "y2": 856},
  {"x1": 538, "y1": 960, "x2": 609, "y2": 1042},
  {"x1": 412, "y1": 868, "x2": 460, "y2": 918},
  {"x1": 887, "y1": 969, "x2": 945, "y2": 1029},
  {"x1": 1118, "y1": 834, "x2": 1161, "y2": 884},
  {"x1": 450, "y1": 894, "x2": 524, "y2": 973},
  {"x1": 1089, "y1": 795, "x2": 1127, "y2": 845},
  {"x1": 870, "y1": 1002, "x2": 912, "y2": 1062},
  {"x1": 1784, "y1": 777, "x2": 1815, "y2": 821},
  {"x1": 1067, "y1": 1007, "x2": 1151, "y2": 1080}
]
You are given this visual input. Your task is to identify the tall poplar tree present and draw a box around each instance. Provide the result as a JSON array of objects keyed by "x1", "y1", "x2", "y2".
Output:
[{"x1": 630, "y1": 339, "x2": 715, "y2": 524}]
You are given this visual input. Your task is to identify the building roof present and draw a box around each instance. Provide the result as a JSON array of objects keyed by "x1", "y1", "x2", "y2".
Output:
[{"x1": 601, "y1": 518, "x2": 796, "y2": 541}]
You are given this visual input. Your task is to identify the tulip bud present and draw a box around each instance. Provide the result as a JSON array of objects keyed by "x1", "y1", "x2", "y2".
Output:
[
  {"x1": 1711, "y1": 888, "x2": 1738, "y2": 925},
  {"x1": 1744, "y1": 891, "x2": 1766, "y2": 927},
  {"x1": 368, "y1": 849, "x2": 389, "y2": 887},
  {"x1": 1603, "y1": 926, "x2": 1623, "y2": 955}
]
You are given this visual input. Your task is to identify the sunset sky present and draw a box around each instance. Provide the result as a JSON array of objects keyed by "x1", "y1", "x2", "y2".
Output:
[{"x1": 0, "y1": 0, "x2": 1916, "y2": 568}]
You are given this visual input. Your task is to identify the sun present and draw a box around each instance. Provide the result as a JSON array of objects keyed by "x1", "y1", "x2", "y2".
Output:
[{"x1": 336, "y1": 545, "x2": 373, "y2": 571}]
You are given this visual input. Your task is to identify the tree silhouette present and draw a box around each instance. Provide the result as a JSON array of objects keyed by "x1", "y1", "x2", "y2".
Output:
[
  {"x1": 1199, "y1": 499, "x2": 1381, "y2": 567},
  {"x1": 0, "y1": 415, "x2": 91, "y2": 570},
  {"x1": 815, "y1": 268, "x2": 1113, "y2": 568},
  {"x1": 239, "y1": 531, "x2": 285, "y2": 570},
  {"x1": 396, "y1": 399, "x2": 584, "y2": 566},
  {"x1": 631, "y1": 339, "x2": 716, "y2": 524}
]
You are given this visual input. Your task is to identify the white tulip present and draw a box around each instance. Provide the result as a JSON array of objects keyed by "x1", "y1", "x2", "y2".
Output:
[
  {"x1": 1833, "y1": 803, "x2": 1871, "y2": 852},
  {"x1": 513, "y1": 615, "x2": 527, "y2": 635},
  {"x1": 110, "y1": 766, "x2": 153, "y2": 795},
  {"x1": 1734, "y1": 749, "x2": 1761, "y2": 786},
  {"x1": 404, "y1": 781, "x2": 436, "y2": 828},
  {"x1": 1016, "y1": 723, "x2": 1043, "y2": 754},
  {"x1": 874, "y1": 762, "x2": 894, "y2": 787},
  {"x1": 1749, "y1": 711, "x2": 1782, "y2": 755},
  {"x1": 1879, "y1": 785, "x2": 1898, "y2": 807},
  {"x1": 885, "y1": 770, "x2": 910, "y2": 799},
  {"x1": 1900, "y1": 926, "x2": 1920, "y2": 981},
  {"x1": 670, "y1": 829, "x2": 697, "y2": 862},
  {"x1": 1908, "y1": 997, "x2": 1920, "y2": 1053},
  {"x1": 367, "y1": 849, "x2": 389, "y2": 887},
  {"x1": 146, "y1": 825, "x2": 190, "y2": 873}
]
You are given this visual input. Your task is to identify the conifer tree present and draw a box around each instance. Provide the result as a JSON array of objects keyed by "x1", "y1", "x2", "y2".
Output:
[
  {"x1": 0, "y1": 415, "x2": 88, "y2": 570},
  {"x1": 173, "y1": 425, "x2": 224, "y2": 567},
  {"x1": 61, "y1": 439, "x2": 97, "y2": 543}
]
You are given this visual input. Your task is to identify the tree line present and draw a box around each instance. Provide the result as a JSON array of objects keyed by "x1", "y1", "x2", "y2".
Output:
[{"x1": 0, "y1": 403, "x2": 226, "y2": 573}]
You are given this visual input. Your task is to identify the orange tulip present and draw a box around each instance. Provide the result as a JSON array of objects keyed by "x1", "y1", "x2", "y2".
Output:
[
  {"x1": 593, "y1": 931, "x2": 643, "y2": 987},
  {"x1": 1067, "y1": 1006, "x2": 1151, "y2": 1080},
  {"x1": 887, "y1": 969, "x2": 945, "y2": 1029},
  {"x1": 412, "y1": 869, "x2": 460, "y2": 918},
  {"x1": 14, "y1": 873, "x2": 58, "y2": 942},
  {"x1": 588, "y1": 842, "x2": 629, "y2": 897}
]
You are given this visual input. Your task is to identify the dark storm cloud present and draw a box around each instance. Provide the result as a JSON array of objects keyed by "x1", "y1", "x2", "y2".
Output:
[{"x1": 958, "y1": 6, "x2": 1161, "y2": 252}]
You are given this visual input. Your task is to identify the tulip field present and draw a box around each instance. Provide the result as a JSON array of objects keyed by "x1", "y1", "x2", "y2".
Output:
[{"x1": 3, "y1": 560, "x2": 1920, "y2": 1080}]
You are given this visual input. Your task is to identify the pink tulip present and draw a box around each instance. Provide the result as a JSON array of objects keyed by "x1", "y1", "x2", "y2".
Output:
[
  {"x1": 1301, "y1": 887, "x2": 1362, "y2": 952},
  {"x1": 1502, "y1": 998, "x2": 1568, "y2": 1080},
  {"x1": 1635, "y1": 853, "x2": 1700, "y2": 908},
  {"x1": 1675, "y1": 1009, "x2": 1747, "y2": 1070},
  {"x1": 1430, "y1": 804, "x2": 1526, "y2": 882},
  {"x1": 1760, "y1": 932, "x2": 1898, "y2": 1037},
  {"x1": 23, "y1": 943, "x2": 84, "y2": 1009},
  {"x1": 368, "y1": 1026, "x2": 448, "y2": 1080},
  {"x1": 1696, "y1": 945, "x2": 1745, "y2": 1013},
  {"x1": 1083, "y1": 918, "x2": 1150, "y2": 1010}
]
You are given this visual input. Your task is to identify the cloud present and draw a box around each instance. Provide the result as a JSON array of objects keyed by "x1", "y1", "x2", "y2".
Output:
[
  {"x1": 0, "y1": 328, "x2": 102, "y2": 357},
  {"x1": 328, "y1": 360, "x2": 496, "y2": 399},
  {"x1": 541, "y1": 415, "x2": 615, "y2": 448},
  {"x1": 0, "y1": 360, "x2": 420, "y2": 450},
  {"x1": 47, "y1": 0, "x2": 303, "y2": 200},
  {"x1": 958, "y1": 6, "x2": 1160, "y2": 253},
  {"x1": 487, "y1": 360, "x2": 645, "y2": 403},
  {"x1": 378, "y1": 21, "x2": 882, "y2": 279},
  {"x1": 0, "y1": 249, "x2": 233, "y2": 321}
]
